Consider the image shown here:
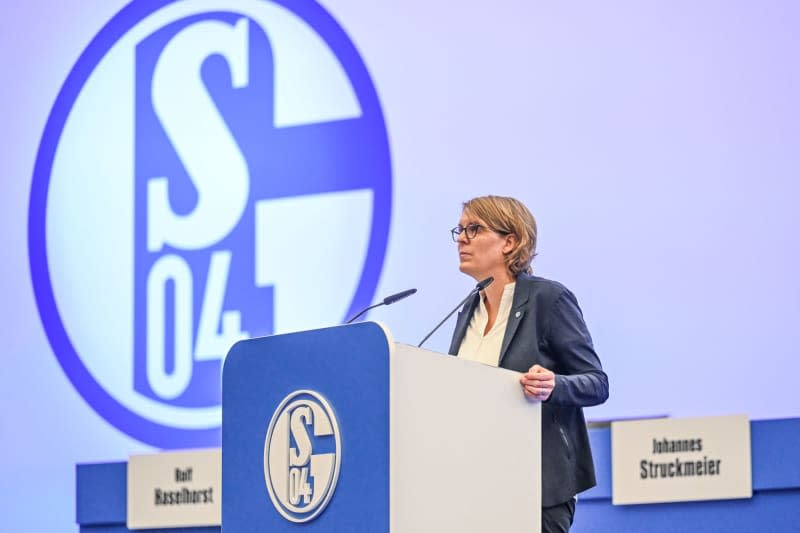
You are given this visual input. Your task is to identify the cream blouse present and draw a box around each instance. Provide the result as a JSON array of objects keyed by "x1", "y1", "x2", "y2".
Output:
[{"x1": 456, "y1": 282, "x2": 516, "y2": 367}]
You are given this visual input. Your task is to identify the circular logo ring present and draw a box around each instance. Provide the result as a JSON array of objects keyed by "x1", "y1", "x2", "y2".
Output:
[
  {"x1": 263, "y1": 390, "x2": 342, "y2": 523},
  {"x1": 28, "y1": 0, "x2": 391, "y2": 448}
]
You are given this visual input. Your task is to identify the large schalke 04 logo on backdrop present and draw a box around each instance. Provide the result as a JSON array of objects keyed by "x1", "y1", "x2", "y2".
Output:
[
  {"x1": 28, "y1": 0, "x2": 391, "y2": 447},
  {"x1": 264, "y1": 390, "x2": 341, "y2": 523}
]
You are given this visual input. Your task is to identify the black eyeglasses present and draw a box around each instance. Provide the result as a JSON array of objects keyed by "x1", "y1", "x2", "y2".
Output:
[{"x1": 450, "y1": 223, "x2": 486, "y2": 242}]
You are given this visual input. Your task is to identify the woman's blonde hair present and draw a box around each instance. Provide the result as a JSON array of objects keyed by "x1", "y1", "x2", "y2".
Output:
[{"x1": 462, "y1": 195, "x2": 537, "y2": 276}]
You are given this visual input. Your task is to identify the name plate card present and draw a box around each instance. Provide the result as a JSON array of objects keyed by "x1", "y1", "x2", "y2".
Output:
[
  {"x1": 127, "y1": 448, "x2": 221, "y2": 529},
  {"x1": 611, "y1": 414, "x2": 752, "y2": 505}
]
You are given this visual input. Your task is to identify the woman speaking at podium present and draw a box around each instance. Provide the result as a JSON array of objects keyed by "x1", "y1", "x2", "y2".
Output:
[{"x1": 448, "y1": 195, "x2": 609, "y2": 533}]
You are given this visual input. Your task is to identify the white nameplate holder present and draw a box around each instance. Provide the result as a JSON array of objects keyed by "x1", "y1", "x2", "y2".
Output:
[
  {"x1": 127, "y1": 448, "x2": 221, "y2": 529},
  {"x1": 611, "y1": 414, "x2": 752, "y2": 505}
]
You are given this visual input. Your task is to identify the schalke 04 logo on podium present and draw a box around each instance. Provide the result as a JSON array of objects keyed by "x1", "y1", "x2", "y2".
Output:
[
  {"x1": 28, "y1": 0, "x2": 391, "y2": 447},
  {"x1": 264, "y1": 390, "x2": 342, "y2": 523}
]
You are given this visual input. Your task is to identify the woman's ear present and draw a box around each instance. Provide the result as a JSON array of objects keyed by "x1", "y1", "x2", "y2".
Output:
[{"x1": 503, "y1": 233, "x2": 518, "y2": 255}]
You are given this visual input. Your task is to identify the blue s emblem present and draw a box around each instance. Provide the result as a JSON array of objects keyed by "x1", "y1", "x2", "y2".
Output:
[
  {"x1": 264, "y1": 390, "x2": 341, "y2": 523},
  {"x1": 28, "y1": 0, "x2": 391, "y2": 447}
]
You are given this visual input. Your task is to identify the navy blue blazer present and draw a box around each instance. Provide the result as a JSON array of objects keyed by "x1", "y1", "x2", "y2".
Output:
[{"x1": 449, "y1": 274, "x2": 609, "y2": 507}]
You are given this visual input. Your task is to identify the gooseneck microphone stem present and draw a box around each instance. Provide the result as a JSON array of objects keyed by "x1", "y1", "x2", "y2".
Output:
[
  {"x1": 345, "y1": 288, "x2": 418, "y2": 324},
  {"x1": 417, "y1": 277, "x2": 494, "y2": 348},
  {"x1": 345, "y1": 303, "x2": 383, "y2": 324},
  {"x1": 416, "y1": 295, "x2": 472, "y2": 348}
]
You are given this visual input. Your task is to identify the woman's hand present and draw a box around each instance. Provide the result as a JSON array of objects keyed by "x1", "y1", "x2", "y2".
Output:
[{"x1": 520, "y1": 364, "x2": 555, "y2": 401}]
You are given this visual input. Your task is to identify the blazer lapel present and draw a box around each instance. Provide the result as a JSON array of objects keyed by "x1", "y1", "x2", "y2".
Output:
[
  {"x1": 448, "y1": 293, "x2": 480, "y2": 355},
  {"x1": 498, "y1": 281, "x2": 529, "y2": 366}
]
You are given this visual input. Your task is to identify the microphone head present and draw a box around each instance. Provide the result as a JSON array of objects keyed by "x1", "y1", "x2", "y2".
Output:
[
  {"x1": 383, "y1": 288, "x2": 418, "y2": 305},
  {"x1": 475, "y1": 276, "x2": 494, "y2": 291}
]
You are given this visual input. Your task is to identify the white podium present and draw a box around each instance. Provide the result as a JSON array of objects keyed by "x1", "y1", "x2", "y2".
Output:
[{"x1": 222, "y1": 322, "x2": 541, "y2": 532}]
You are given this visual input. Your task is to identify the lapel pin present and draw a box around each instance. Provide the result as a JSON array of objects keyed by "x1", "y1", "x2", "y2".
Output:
[{"x1": 515, "y1": 311, "x2": 521, "y2": 318}]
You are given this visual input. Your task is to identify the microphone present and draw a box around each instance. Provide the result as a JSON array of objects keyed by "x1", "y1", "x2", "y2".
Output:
[
  {"x1": 417, "y1": 276, "x2": 494, "y2": 348},
  {"x1": 345, "y1": 288, "x2": 418, "y2": 324},
  {"x1": 382, "y1": 288, "x2": 418, "y2": 305},
  {"x1": 473, "y1": 276, "x2": 495, "y2": 292}
]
